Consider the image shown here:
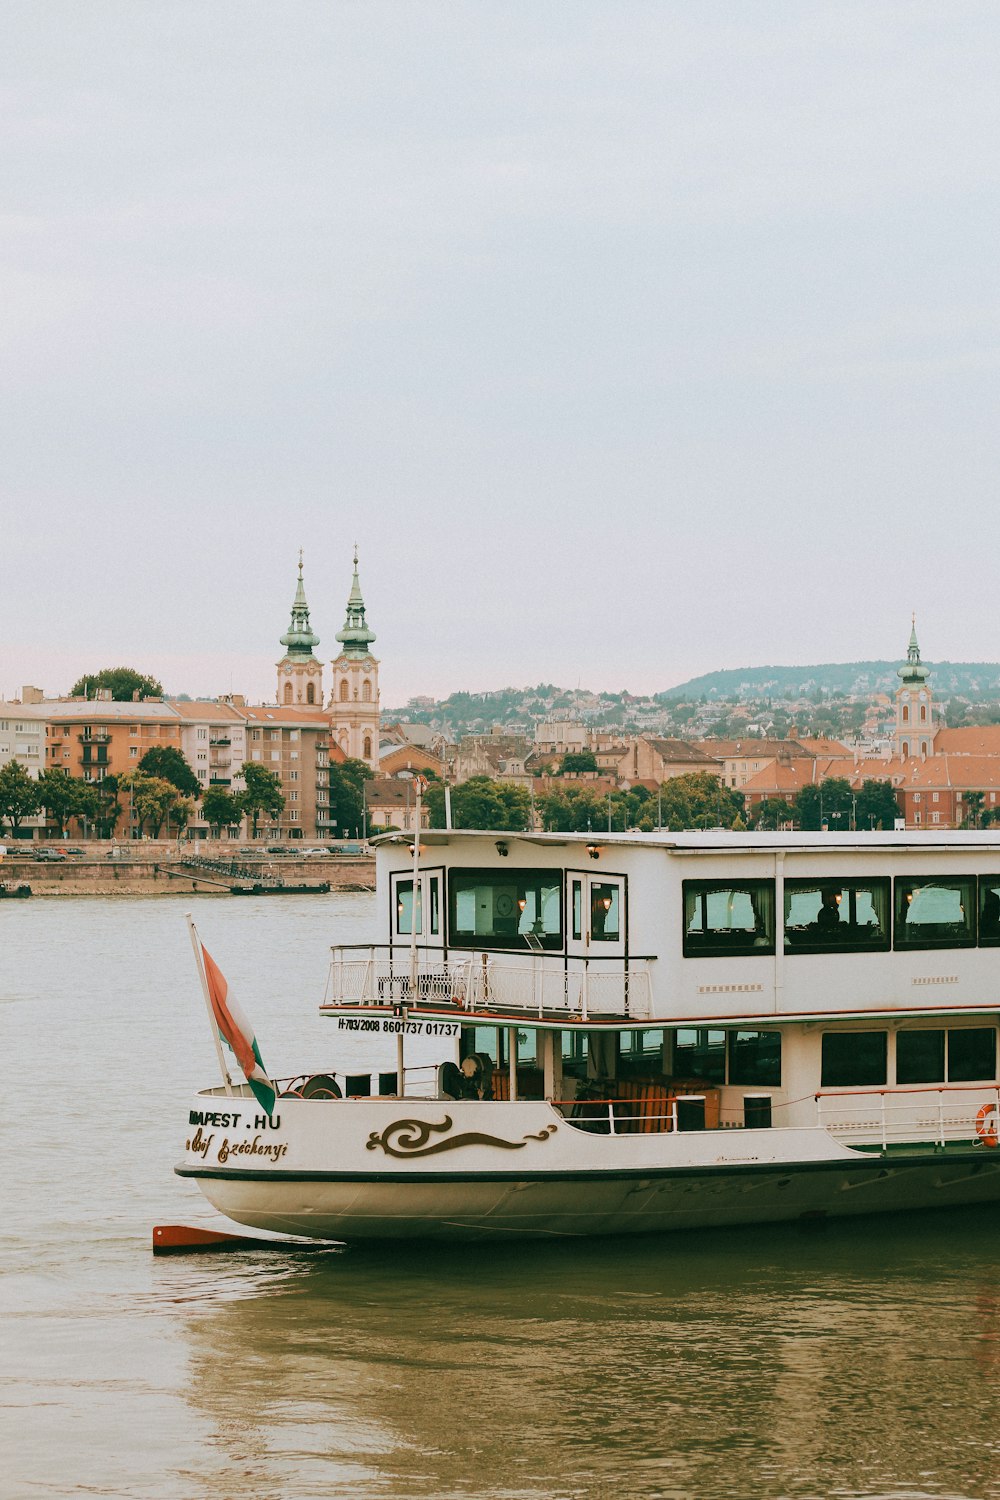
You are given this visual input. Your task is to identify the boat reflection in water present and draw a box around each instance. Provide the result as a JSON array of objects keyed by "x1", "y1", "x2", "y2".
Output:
[{"x1": 169, "y1": 1209, "x2": 1000, "y2": 1500}]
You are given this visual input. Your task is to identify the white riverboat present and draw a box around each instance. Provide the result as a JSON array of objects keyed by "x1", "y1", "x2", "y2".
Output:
[{"x1": 177, "y1": 829, "x2": 1000, "y2": 1241}]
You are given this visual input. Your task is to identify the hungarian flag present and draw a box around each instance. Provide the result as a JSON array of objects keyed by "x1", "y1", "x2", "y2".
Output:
[{"x1": 201, "y1": 944, "x2": 276, "y2": 1116}]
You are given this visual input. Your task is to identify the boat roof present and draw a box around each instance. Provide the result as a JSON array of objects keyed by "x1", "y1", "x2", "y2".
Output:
[{"x1": 373, "y1": 828, "x2": 1000, "y2": 855}]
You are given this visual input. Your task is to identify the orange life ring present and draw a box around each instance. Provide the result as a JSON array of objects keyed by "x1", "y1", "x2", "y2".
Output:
[{"x1": 976, "y1": 1103, "x2": 999, "y2": 1147}]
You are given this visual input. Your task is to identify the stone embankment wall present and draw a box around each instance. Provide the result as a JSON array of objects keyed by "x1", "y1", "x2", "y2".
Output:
[{"x1": 0, "y1": 844, "x2": 375, "y2": 896}]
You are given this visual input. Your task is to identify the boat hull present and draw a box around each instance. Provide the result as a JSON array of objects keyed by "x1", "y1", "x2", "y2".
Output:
[{"x1": 176, "y1": 1091, "x2": 1000, "y2": 1241}]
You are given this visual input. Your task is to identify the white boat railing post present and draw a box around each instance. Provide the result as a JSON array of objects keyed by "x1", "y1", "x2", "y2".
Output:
[
  {"x1": 937, "y1": 1091, "x2": 945, "y2": 1148},
  {"x1": 608, "y1": 1100, "x2": 616, "y2": 1135},
  {"x1": 880, "y1": 1093, "x2": 887, "y2": 1151},
  {"x1": 581, "y1": 961, "x2": 589, "y2": 1022},
  {"x1": 408, "y1": 804, "x2": 421, "y2": 999},
  {"x1": 397, "y1": 1030, "x2": 405, "y2": 1098}
]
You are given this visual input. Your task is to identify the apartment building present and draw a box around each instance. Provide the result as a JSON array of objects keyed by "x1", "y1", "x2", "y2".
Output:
[{"x1": 242, "y1": 705, "x2": 338, "y2": 840}]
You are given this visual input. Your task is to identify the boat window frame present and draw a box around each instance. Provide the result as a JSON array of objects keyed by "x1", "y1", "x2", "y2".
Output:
[
  {"x1": 682, "y1": 878, "x2": 776, "y2": 959},
  {"x1": 389, "y1": 866, "x2": 445, "y2": 944},
  {"x1": 895, "y1": 1025, "x2": 999, "y2": 1085},
  {"x1": 979, "y1": 879, "x2": 1000, "y2": 947},
  {"x1": 446, "y1": 866, "x2": 565, "y2": 953},
  {"x1": 892, "y1": 874, "x2": 977, "y2": 951},
  {"x1": 820, "y1": 1030, "x2": 888, "y2": 1088},
  {"x1": 783, "y1": 876, "x2": 891, "y2": 956},
  {"x1": 669, "y1": 1026, "x2": 782, "y2": 1087}
]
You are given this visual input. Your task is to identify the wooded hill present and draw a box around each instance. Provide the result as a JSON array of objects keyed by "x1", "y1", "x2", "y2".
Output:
[{"x1": 658, "y1": 662, "x2": 1000, "y2": 700}]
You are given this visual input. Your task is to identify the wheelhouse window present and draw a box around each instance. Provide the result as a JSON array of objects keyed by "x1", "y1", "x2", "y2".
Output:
[
  {"x1": 448, "y1": 869, "x2": 563, "y2": 951},
  {"x1": 682, "y1": 880, "x2": 775, "y2": 957},
  {"x1": 395, "y1": 879, "x2": 440, "y2": 938},
  {"x1": 821, "y1": 1031, "x2": 887, "y2": 1088},
  {"x1": 784, "y1": 878, "x2": 890, "y2": 954},
  {"x1": 590, "y1": 883, "x2": 620, "y2": 942},
  {"x1": 894, "y1": 876, "x2": 976, "y2": 949}
]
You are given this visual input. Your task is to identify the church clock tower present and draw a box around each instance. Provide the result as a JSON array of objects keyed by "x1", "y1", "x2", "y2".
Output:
[
  {"x1": 329, "y1": 549, "x2": 380, "y2": 769},
  {"x1": 896, "y1": 615, "x2": 935, "y2": 760},
  {"x1": 276, "y1": 551, "x2": 324, "y2": 706}
]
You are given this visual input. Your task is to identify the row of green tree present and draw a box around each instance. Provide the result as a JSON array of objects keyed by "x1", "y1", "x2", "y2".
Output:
[
  {"x1": 0, "y1": 751, "x2": 287, "y2": 839},
  {"x1": 0, "y1": 746, "x2": 379, "y2": 841},
  {"x1": 419, "y1": 772, "x2": 909, "y2": 833}
]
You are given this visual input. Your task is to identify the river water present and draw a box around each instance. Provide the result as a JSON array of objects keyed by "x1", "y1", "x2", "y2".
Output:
[{"x1": 3, "y1": 893, "x2": 1000, "y2": 1500}]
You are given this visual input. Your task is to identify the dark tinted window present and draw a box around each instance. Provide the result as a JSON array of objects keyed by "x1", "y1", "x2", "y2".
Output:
[
  {"x1": 948, "y1": 1028, "x2": 997, "y2": 1082},
  {"x1": 896, "y1": 1029, "x2": 944, "y2": 1085},
  {"x1": 683, "y1": 881, "x2": 775, "y2": 958},
  {"x1": 980, "y1": 881, "x2": 1000, "y2": 946},
  {"x1": 821, "y1": 1031, "x2": 888, "y2": 1088},
  {"x1": 729, "y1": 1030, "x2": 781, "y2": 1086},
  {"x1": 674, "y1": 1027, "x2": 726, "y2": 1084}
]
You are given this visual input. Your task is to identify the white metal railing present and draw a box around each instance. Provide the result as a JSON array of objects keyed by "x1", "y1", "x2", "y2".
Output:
[
  {"x1": 815, "y1": 1084, "x2": 1000, "y2": 1149},
  {"x1": 556, "y1": 1099, "x2": 679, "y2": 1134},
  {"x1": 275, "y1": 1064, "x2": 440, "y2": 1100},
  {"x1": 323, "y1": 945, "x2": 653, "y2": 1019}
]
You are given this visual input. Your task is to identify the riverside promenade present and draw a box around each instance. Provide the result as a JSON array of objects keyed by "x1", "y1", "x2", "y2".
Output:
[{"x1": 0, "y1": 842, "x2": 375, "y2": 895}]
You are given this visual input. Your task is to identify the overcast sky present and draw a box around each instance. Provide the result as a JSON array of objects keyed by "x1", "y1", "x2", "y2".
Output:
[{"x1": 2, "y1": 2, "x2": 998, "y2": 708}]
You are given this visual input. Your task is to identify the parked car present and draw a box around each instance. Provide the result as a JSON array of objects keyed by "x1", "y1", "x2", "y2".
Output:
[
  {"x1": 34, "y1": 849, "x2": 67, "y2": 862},
  {"x1": 300, "y1": 847, "x2": 328, "y2": 857},
  {"x1": 264, "y1": 844, "x2": 296, "y2": 856},
  {"x1": 55, "y1": 846, "x2": 86, "y2": 857}
]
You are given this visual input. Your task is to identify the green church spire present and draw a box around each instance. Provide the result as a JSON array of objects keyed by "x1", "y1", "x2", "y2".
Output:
[
  {"x1": 279, "y1": 550, "x2": 320, "y2": 658},
  {"x1": 898, "y1": 613, "x2": 930, "y2": 686},
  {"x1": 335, "y1": 546, "x2": 376, "y2": 657}
]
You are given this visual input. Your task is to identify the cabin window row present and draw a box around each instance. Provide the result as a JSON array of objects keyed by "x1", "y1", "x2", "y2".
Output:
[
  {"x1": 469, "y1": 1026, "x2": 781, "y2": 1088},
  {"x1": 683, "y1": 876, "x2": 1000, "y2": 957},
  {"x1": 820, "y1": 1027, "x2": 998, "y2": 1088}
]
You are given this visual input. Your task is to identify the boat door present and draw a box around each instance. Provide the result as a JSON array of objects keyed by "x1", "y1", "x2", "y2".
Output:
[
  {"x1": 566, "y1": 870, "x2": 626, "y2": 960},
  {"x1": 389, "y1": 867, "x2": 445, "y2": 954}
]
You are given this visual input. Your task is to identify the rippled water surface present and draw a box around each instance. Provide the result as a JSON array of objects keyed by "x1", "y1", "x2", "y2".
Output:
[{"x1": 3, "y1": 894, "x2": 1000, "y2": 1500}]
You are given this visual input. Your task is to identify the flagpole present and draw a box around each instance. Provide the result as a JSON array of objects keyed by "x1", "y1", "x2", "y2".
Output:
[{"x1": 187, "y1": 913, "x2": 235, "y2": 1094}]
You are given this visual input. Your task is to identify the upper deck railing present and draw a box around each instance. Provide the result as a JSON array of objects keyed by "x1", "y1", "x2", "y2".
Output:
[{"x1": 322, "y1": 944, "x2": 653, "y2": 1021}]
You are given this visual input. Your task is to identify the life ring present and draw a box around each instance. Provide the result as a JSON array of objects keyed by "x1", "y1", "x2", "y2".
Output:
[{"x1": 976, "y1": 1103, "x2": 999, "y2": 1147}]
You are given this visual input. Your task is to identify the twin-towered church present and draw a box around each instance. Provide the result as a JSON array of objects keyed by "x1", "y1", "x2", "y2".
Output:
[{"x1": 275, "y1": 551, "x2": 380, "y2": 771}]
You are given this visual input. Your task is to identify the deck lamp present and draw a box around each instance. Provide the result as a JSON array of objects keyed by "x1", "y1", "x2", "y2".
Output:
[
  {"x1": 495, "y1": 841, "x2": 509, "y2": 857},
  {"x1": 586, "y1": 845, "x2": 600, "y2": 860}
]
